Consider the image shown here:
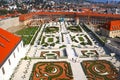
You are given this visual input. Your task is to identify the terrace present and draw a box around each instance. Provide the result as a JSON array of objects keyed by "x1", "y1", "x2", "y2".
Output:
[{"x1": 10, "y1": 22, "x2": 120, "y2": 80}]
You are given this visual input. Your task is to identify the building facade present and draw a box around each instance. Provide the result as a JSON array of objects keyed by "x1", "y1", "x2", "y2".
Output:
[
  {"x1": 19, "y1": 12, "x2": 120, "y2": 25},
  {"x1": 0, "y1": 28, "x2": 25, "y2": 80},
  {"x1": 101, "y1": 20, "x2": 120, "y2": 38}
]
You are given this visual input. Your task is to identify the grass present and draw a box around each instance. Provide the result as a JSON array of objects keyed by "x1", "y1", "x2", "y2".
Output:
[
  {"x1": 31, "y1": 26, "x2": 42, "y2": 45},
  {"x1": 59, "y1": 45, "x2": 66, "y2": 48},
  {"x1": 15, "y1": 26, "x2": 39, "y2": 45},
  {"x1": 78, "y1": 37, "x2": 84, "y2": 41},
  {"x1": 45, "y1": 27, "x2": 59, "y2": 33},
  {"x1": 67, "y1": 26, "x2": 82, "y2": 32},
  {"x1": 21, "y1": 35, "x2": 33, "y2": 45},
  {"x1": 84, "y1": 35, "x2": 92, "y2": 45},
  {"x1": 46, "y1": 54, "x2": 55, "y2": 56},
  {"x1": 48, "y1": 37, "x2": 53, "y2": 42},
  {"x1": 41, "y1": 36, "x2": 46, "y2": 44},
  {"x1": 71, "y1": 34, "x2": 92, "y2": 46},
  {"x1": 41, "y1": 36, "x2": 58, "y2": 47},
  {"x1": 15, "y1": 27, "x2": 38, "y2": 35},
  {"x1": 56, "y1": 37, "x2": 59, "y2": 43}
]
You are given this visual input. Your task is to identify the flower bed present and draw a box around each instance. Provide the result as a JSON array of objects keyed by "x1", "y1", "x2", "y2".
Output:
[
  {"x1": 81, "y1": 60, "x2": 118, "y2": 80},
  {"x1": 81, "y1": 50, "x2": 98, "y2": 57},
  {"x1": 29, "y1": 61, "x2": 73, "y2": 80}
]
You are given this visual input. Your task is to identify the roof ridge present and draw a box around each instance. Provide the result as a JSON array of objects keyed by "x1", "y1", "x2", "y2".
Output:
[{"x1": 0, "y1": 34, "x2": 10, "y2": 42}]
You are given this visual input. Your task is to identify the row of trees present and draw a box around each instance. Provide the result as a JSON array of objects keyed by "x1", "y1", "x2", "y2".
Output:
[{"x1": 0, "y1": 9, "x2": 29, "y2": 16}]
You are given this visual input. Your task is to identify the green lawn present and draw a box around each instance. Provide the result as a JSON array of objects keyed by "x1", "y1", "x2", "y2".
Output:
[
  {"x1": 21, "y1": 35, "x2": 33, "y2": 45},
  {"x1": 45, "y1": 27, "x2": 59, "y2": 33},
  {"x1": 48, "y1": 37, "x2": 53, "y2": 42},
  {"x1": 46, "y1": 54, "x2": 55, "y2": 56},
  {"x1": 78, "y1": 37, "x2": 84, "y2": 41},
  {"x1": 59, "y1": 45, "x2": 66, "y2": 48},
  {"x1": 15, "y1": 27, "x2": 39, "y2": 45},
  {"x1": 67, "y1": 26, "x2": 82, "y2": 32},
  {"x1": 15, "y1": 27, "x2": 38, "y2": 35}
]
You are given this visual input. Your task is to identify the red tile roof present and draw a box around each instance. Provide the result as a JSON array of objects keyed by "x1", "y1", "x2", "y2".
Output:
[
  {"x1": 0, "y1": 16, "x2": 6, "y2": 20},
  {"x1": 0, "y1": 28, "x2": 21, "y2": 67},
  {"x1": 19, "y1": 12, "x2": 120, "y2": 21},
  {"x1": 102, "y1": 20, "x2": 120, "y2": 31},
  {"x1": 109, "y1": 20, "x2": 120, "y2": 31}
]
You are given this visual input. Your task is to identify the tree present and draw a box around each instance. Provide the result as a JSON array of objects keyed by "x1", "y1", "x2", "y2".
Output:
[
  {"x1": 0, "y1": 9, "x2": 8, "y2": 15},
  {"x1": 17, "y1": 9, "x2": 29, "y2": 14}
]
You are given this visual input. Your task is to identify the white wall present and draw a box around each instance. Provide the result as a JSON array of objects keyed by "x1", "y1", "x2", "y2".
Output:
[
  {"x1": 0, "y1": 17, "x2": 19, "y2": 30},
  {"x1": 109, "y1": 30, "x2": 120, "y2": 38},
  {"x1": 0, "y1": 41, "x2": 26, "y2": 80}
]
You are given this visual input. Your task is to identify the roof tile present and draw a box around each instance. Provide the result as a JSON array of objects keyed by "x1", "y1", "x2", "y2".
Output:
[{"x1": 0, "y1": 28, "x2": 21, "y2": 67}]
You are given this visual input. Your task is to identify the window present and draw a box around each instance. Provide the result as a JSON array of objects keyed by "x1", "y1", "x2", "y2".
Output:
[
  {"x1": 2, "y1": 67, "x2": 5, "y2": 74},
  {"x1": 17, "y1": 47, "x2": 19, "y2": 52},
  {"x1": 8, "y1": 59, "x2": 11, "y2": 65},
  {"x1": 21, "y1": 42, "x2": 23, "y2": 47},
  {"x1": 13, "y1": 52, "x2": 16, "y2": 58}
]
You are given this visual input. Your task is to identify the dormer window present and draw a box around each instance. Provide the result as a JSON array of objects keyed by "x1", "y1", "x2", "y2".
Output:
[{"x1": 2, "y1": 67, "x2": 5, "y2": 74}]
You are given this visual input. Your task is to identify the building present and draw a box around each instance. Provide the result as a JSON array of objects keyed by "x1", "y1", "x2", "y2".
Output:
[
  {"x1": 101, "y1": 20, "x2": 120, "y2": 38},
  {"x1": 19, "y1": 11, "x2": 120, "y2": 26},
  {"x1": 0, "y1": 28, "x2": 25, "y2": 80}
]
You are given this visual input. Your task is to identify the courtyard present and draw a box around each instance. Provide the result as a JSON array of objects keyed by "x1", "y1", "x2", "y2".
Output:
[{"x1": 10, "y1": 22, "x2": 120, "y2": 80}]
